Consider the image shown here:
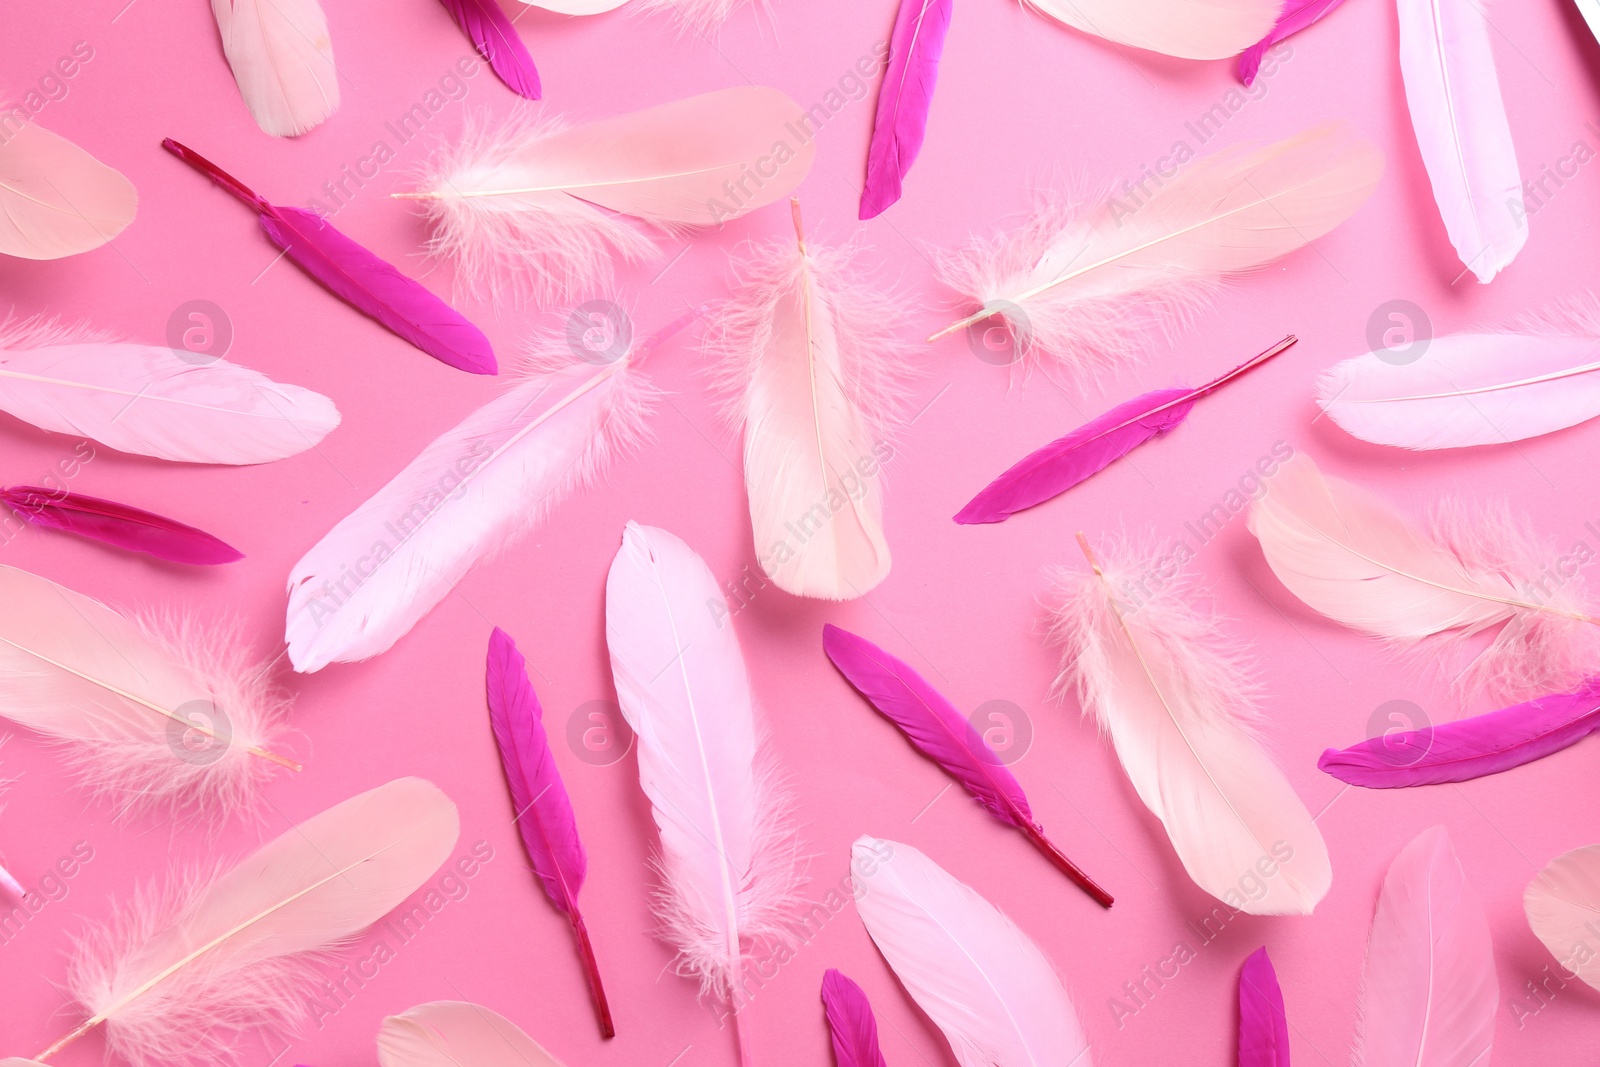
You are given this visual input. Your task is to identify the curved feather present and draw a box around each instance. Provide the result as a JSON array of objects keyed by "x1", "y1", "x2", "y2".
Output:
[
  {"x1": 852, "y1": 836, "x2": 1091, "y2": 1067},
  {"x1": 379, "y1": 1002, "x2": 565, "y2": 1067},
  {"x1": 439, "y1": 0, "x2": 541, "y2": 99},
  {"x1": 211, "y1": 0, "x2": 339, "y2": 136},
  {"x1": 1525, "y1": 845, "x2": 1600, "y2": 991},
  {"x1": 1238, "y1": 947, "x2": 1289, "y2": 1067},
  {"x1": 860, "y1": 0, "x2": 951, "y2": 219},
  {"x1": 1, "y1": 486, "x2": 243, "y2": 564},
  {"x1": 1239, "y1": 0, "x2": 1345, "y2": 84},
  {"x1": 1048, "y1": 535, "x2": 1331, "y2": 915},
  {"x1": 1022, "y1": 0, "x2": 1280, "y2": 60},
  {"x1": 822, "y1": 970, "x2": 888, "y2": 1067},
  {"x1": 0, "y1": 122, "x2": 137, "y2": 260},
  {"x1": 1353, "y1": 827, "x2": 1496, "y2": 1067}
]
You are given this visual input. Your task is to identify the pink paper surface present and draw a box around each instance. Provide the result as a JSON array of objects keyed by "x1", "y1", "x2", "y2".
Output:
[{"x1": 3, "y1": 2, "x2": 1600, "y2": 1065}]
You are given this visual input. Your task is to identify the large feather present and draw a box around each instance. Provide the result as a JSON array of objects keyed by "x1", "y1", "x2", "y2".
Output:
[
  {"x1": 486, "y1": 627, "x2": 613, "y2": 1038},
  {"x1": 0, "y1": 121, "x2": 137, "y2": 259},
  {"x1": 0, "y1": 563, "x2": 293, "y2": 819},
  {"x1": 438, "y1": 0, "x2": 541, "y2": 99},
  {"x1": 210, "y1": 0, "x2": 339, "y2": 136},
  {"x1": 379, "y1": 1002, "x2": 565, "y2": 1067},
  {"x1": 706, "y1": 202, "x2": 911, "y2": 600},
  {"x1": 605, "y1": 522, "x2": 804, "y2": 1062},
  {"x1": 1525, "y1": 844, "x2": 1600, "y2": 991},
  {"x1": 0, "y1": 315, "x2": 339, "y2": 465},
  {"x1": 398, "y1": 88, "x2": 816, "y2": 305},
  {"x1": 35, "y1": 778, "x2": 459, "y2": 1067},
  {"x1": 931, "y1": 123, "x2": 1381, "y2": 376},
  {"x1": 1023, "y1": 0, "x2": 1279, "y2": 59},
  {"x1": 1247, "y1": 453, "x2": 1600, "y2": 702},
  {"x1": 860, "y1": 0, "x2": 952, "y2": 219},
  {"x1": 821, "y1": 970, "x2": 888, "y2": 1067},
  {"x1": 822, "y1": 623, "x2": 1112, "y2": 907},
  {"x1": 1238, "y1": 947, "x2": 1289, "y2": 1067},
  {"x1": 1318, "y1": 297, "x2": 1600, "y2": 449},
  {"x1": 1239, "y1": 1, "x2": 1345, "y2": 85},
  {"x1": 852, "y1": 836, "x2": 1092, "y2": 1067},
  {"x1": 1352, "y1": 826, "x2": 1496, "y2": 1067},
  {"x1": 1048, "y1": 534, "x2": 1331, "y2": 915},
  {"x1": 1397, "y1": 0, "x2": 1524, "y2": 283},
  {"x1": 1, "y1": 486, "x2": 243, "y2": 565},
  {"x1": 284, "y1": 318, "x2": 681, "y2": 673}
]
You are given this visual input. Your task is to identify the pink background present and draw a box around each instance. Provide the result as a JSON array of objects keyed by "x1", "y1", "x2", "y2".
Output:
[{"x1": 5, "y1": 0, "x2": 1600, "y2": 1065}]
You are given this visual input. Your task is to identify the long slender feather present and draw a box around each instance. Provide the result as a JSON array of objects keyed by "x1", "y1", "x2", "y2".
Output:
[
  {"x1": 1525, "y1": 844, "x2": 1600, "y2": 991},
  {"x1": 1, "y1": 486, "x2": 243, "y2": 564},
  {"x1": 0, "y1": 122, "x2": 137, "y2": 260},
  {"x1": 860, "y1": 0, "x2": 952, "y2": 219},
  {"x1": 379, "y1": 1002, "x2": 565, "y2": 1067},
  {"x1": 1239, "y1": 1, "x2": 1345, "y2": 84},
  {"x1": 1352, "y1": 827, "x2": 1496, "y2": 1067},
  {"x1": 1048, "y1": 534, "x2": 1331, "y2": 915},
  {"x1": 211, "y1": 0, "x2": 338, "y2": 136},
  {"x1": 1238, "y1": 947, "x2": 1289, "y2": 1067},
  {"x1": 1023, "y1": 0, "x2": 1280, "y2": 58},
  {"x1": 821, "y1": 970, "x2": 888, "y2": 1067},
  {"x1": 438, "y1": 0, "x2": 541, "y2": 99}
]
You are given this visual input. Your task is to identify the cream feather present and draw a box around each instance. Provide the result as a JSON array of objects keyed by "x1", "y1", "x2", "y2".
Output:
[
  {"x1": 1524, "y1": 844, "x2": 1600, "y2": 991},
  {"x1": 0, "y1": 121, "x2": 137, "y2": 260},
  {"x1": 379, "y1": 1002, "x2": 565, "y2": 1067},
  {"x1": 211, "y1": 0, "x2": 339, "y2": 137},
  {"x1": 1023, "y1": 0, "x2": 1281, "y2": 59}
]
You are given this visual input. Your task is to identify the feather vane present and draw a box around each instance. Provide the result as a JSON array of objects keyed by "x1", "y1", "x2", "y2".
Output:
[
  {"x1": 821, "y1": 970, "x2": 888, "y2": 1067},
  {"x1": 379, "y1": 1002, "x2": 565, "y2": 1067},
  {"x1": 0, "y1": 122, "x2": 137, "y2": 259},
  {"x1": 860, "y1": 0, "x2": 951, "y2": 219},
  {"x1": 438, "y1": 0, "x2": 541, "y2": 99},
  {"x1": 1, "y1": 486, "x2": 242, "y2": 564},
  {"x1": 1525, "y1": 844, "x2": 1600, "y2": 991},
  {"x1": 211, "y1": 0, "x2": 339, "y2": 136},
  {"x1": 1239, "y1": 2, "x2": 1345, "y2": 84},
  {"x1": 1238, "y1": 947, "x2": 1289, "y2": 1067},
  {"x1": 1023, "y1": 0, "x2": 1279, "y2": 59}
]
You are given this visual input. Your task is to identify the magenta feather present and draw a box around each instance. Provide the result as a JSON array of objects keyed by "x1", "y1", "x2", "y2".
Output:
[
  {"x1": 860, "y1": 0, "x2": 952, "y2": 219},
  {"x1": 1239, "y1": 0, "x2": 1346, "y2": 85},
  {"x1": 1, "y1": 486, "x2": 243, "y2": 565},
  {"x1": 822, "y1": 623, "x2": 1112, "y2": 908},
  {"x1": 1319, "y1": 678, "x2": 1600, "y2": 788},
  {"x1": 438, "y1": 0, "x2": 541, "y2": 100},
  {"x1": 957, "y1": 336, "x2": 1294, "y2": 525},
  {"x1": 162, "y1": 139, "x2": 495, "y2": 376},
  {"x1": 822, "y1": 969, "x2": 888, "y2": 1067},
  {"x1": 1238, "y1": 947, "x2": 1289, "y2": 1067},
  {"x1": 486, "y1": 627, "x2": 614, "y2": 1038}
]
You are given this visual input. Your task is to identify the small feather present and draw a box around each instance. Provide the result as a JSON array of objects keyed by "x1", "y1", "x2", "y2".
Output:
[
  {"x1": 379, "y1": 1002, "x2": 566, "y2": 1067},
  {"x1": 1238, "y1": 947, "x2": 1289, "y2": 1067},
  {"x1": 1, "y1": 486, "x2": 243, "y2": 564},
  {"x1": 438, "y1": 0, "x2": 541, "y2": 99},
  {"x1": 1525, "y1": 844, "x2": 1600, "y2": 991},
  {"x1": 211, "y1": 0, "x2": 339, "y2": 136},
  {"x1": 860, "y1": 0, "x2": 951, "y2": 219},
  {"x1": 1239, "y1": 1, "x2": 1346, "y2": 85},
  {"x1": 0, "y1": 122, "x2": 137, "y2": 259},
  {"x1": 822, "y1": 970, "x2": 888, "y2": 1067}
]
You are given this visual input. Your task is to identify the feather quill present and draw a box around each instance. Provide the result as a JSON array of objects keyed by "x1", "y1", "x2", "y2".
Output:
[
  {"x1": 285, "y1": 312, "x2": 691, "y2": 673},
  {"x1": 1525, "y1": 844, "x2": 1600, "y2": 991},
  {"x1": 860, "y1": 0, "x2": 951, "y2": 219},
  {"x1": 1, "y1": 486, "x2": 243, "y2": 564},
  {"x1": 211, "y1": 0, "x2": 338, "y2": 136},
  {"x1": 1352, "y1": 826, "x2": 1496, "y2": 1067},
  {"x1": 1247, "y1": 453, "x2": 1600, "y2": 702},
  {"x1": 957, "y1": 336, "x2": 1293, "y2": 524},
  {"x1": 1239, "y1": 2, "x2": 1345, "y2": 85},
  {"x1": 379, "y1": 1002, "x2": 565, "y2": 1067},
  {"x1": 605, "y1": 522, "x2": 804, "y2": 1066},
  {"x1": 33, "y1": 777, "x2": 459, "y2": 1067},
  {"x1": 486, "y1": 627, "x2": 613, "y2": 1038},
  {"x1": 1023, "y1": 0, "x2": 1279, "y2": 59},
  {"x1": 163, "y1": 140, "x2": 494, "y2": 374},
  {"x1": 706, "y1": 202, "x2": 911, "y2": 600},
  {"x1": 0, "y1": 121, "x2": 137, "y2": 259},
  {"x1": 821, "y1": 970, "x2": 888, "y2": 1067},
  {"x1": 822, "y1": 623, "x2": 1112, "y2": 907},
  {"x1": 852, "y1": 836, "x2": 1091, "y2": 1067},
  {"x1": 1048, "y1": 533, "x2": 1331, "y2": 915},
  {"x1": 397, "y1": 88, "x2": 816, "y2": 305},
  {"x1": 930, "y1": 123, "x2": 1381, "y2": 376},
  {"x1": 1397, "y1": 0, "x2": 1525, "y2": 283},
  {"x1": 438, "y1": 0, "x2": 541, "y2": 99},
  {"x1": 1238, "y1": 947, "x2": 1289, "y2": 1067}
]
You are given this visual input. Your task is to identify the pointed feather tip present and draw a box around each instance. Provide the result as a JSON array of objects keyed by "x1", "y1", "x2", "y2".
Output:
[
  {"x1": 822, "y1": 969, "x2": 888, "y2": 1067},
  {"x1": 0, "y1": 487, "x2": 245, "y2": 565},
  {"x1": 1238, "y1": 946, "x2": 1289, "y2": 1067}
]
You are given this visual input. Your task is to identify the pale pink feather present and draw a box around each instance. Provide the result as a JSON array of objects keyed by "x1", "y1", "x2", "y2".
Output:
[
  {"x1": 379, "y1": 1002, "x2": 565, "y2": 1067},
  {"x1": 1525, "y1": 844, "x2": 1600, "y2": 991},
  {"x1": 634, "y1": 0, "x2": 763, "y2": 33},
  {"x1": 0, "y1": 122, "x2": 137, "y2": 259},
  {"x1": 1022, "y1": 0, "x2": 1282, "y2": 59},
  {"x1": 210, "y1": 0, "x2": 339, "y2": 136}
]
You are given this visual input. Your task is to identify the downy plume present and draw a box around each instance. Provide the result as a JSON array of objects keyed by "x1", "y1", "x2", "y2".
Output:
[
  {"x1": 1022, "y1": 0, "x2": 1279, "y2": 59},
  {"x1": 1525, "y1": 844, "x2": 1600, "y2": 992},
  {"x1": 821, "y1": 970, "x2": 888, "y2": 1067},
  {"x1": 634, "y1": 0, "x2": 761, "y2": 34},
  {"x1": 0, "y1": 121, "x2": 137, "y2": 259},
  {"x1": 860, "y1": 0, "x2": 952, "y2": 219},
  {"x1": 1047, "y1": 533, "x2": 1331, "y2": 915},
  {"x1": 211, "y1": 0, "x2": 338, "y2": 136},
  {"x1": 1238, "y1": 947, "x2": 1289, "y2": 1067},
  {"x1": 438, "y1": 0, "x2": 541, "y2": 99},
  {"x1": 1247, "y1": 453, "x2": 1600, "y2": 702},
  {"x1": 930, "y1": 123, "x2": 1381, "y2": 377},
  {"x1": 379, "y1": 1002, "x2": 566, "y2": 1067},
  {"x1": 1, "y1": 486, "x2": 243, "y2": 565},
  {"x1": 706, "y1": 201, "x2": 914, "y2": 600},
  {"x1": 1239, "y1": 1, "x2": 1347, "y2": 85},
  {"x1": 852, "y1": 836, "x2": 1092, "y2": 1067},
  {"x1": 397, "y1": 88, "x2": 815, "y2": 305}
]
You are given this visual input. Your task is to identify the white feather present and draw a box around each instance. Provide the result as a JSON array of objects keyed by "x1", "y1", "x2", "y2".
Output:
[
  {"x1": 0, "y1": 744, "x2": 21, "y2": 898},
  {"x1": 1576, "y1": 0, "x2": 1600, "y2": 44},
  {"x1": 1022, "y1": 0, "x2": 1280, "y2": 59},
  {"x1": 211, "y1": 0, "x2": 339, "y2": 137},
  {"x1": 634, "y1": 0, "x2": 761, "y2": 32},
  {"x1": 1525, "y1": 844, "x2": 1600, "y2": 992}
]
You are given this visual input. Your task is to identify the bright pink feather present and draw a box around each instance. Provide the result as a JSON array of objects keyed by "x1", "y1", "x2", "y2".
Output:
[
  {"x1": 1319, "y1": 677, "x2": 1600, "y2": 788},
  {"x1": 1238, "y1": 947, "x2": 1288, "y2": 1067},
  {"x1": 1, "y1": 486, "x2": 243, "y2": 565},
  {"x1": 1238, "y1": 0, "x2": 1346, "y2": 85},
  {"x1": 822, "y1": 970, "x2": 888, "y2": 1067},
  {"x1": 860, "y1": 0, "x2": 952, "y2": 219},
  {"x1": 438, "y1": 0, "x2": 541, "y2": 99}
]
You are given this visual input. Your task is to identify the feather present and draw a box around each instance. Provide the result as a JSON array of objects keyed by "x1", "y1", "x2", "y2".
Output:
[
  {"x1": 852, "y1": 836, "x2": 1091, "y2": 1067},
  {"x1": 1, "y1": 486, "x2": 243, "y2": 564},
  {"x1": 397, "y1": 88, "x2": 816, "y2": 305},
  {"x1": 1239, "y1": 1, "x2": 1345, "y2": 85},
  {"x1": 1319, "y1": 678, "x2": 1600, "y2": 788},
  {"x1": 210, "y1": 0, "x2": 339, "y2": 136},
  {"x1": 0, "y1": 755, "x2": 22, "y2": 899},
  {"x1": 438, "y1": 0, "x2": 541, "y2": 99},
  {"x1": 1576, "y1": 0, "x2": 1600, "y2": 45},
  {"x1": 930, "y1": 123, "x2": 1381, "y2": 376},
  {"x1": 1352, "y1": 826, "x2": 1496, "y2": 1067},
  {"x1": 957, "y1": 336, "x2": 1294, "y2": 524},
  {"x1": 0, "y1": 314, "x2": 339, "y2": 465},
  {"x1": 821, "y1": 970, "x2": 888, "y2": 1067},
  {"x1": 379, "y1": 1002, "x2": 564, "y2": 1067},
  {"x1": 822, "y1": 623, "x2": 1112, "y2": 907},
  {"x1": 1397, "y1": 0, "x2": 1524, "y2": 283},
  {"x1": 1022, "y1": 0, "x2": 1279, "y2": 59},
  {"x1": 284, "y1": 312, "x2": 696, "y2": 673},
  {"x1": 1238, "y1": 947, "x2": 1289, "y2": 1067},
  {"x1": 605, "y1": 522, "x2": 804, "y2": 1065},
  {"x1": 705, "y1": 202, "x2": 912, "y2": 600},
  {"x1": 486, "y1": 627, "x2": 613, "y2": 1038},
  {"x1": 1318, "y1": 296, "x2": 1600, "y2": 449},
  {"x1": 163, "y1": 140, "x2": 494, "y2": 375},
  {"x1": 860, "y1": 0, "x2": 951, "y2": 219},
  {"x1": 1525, "y1": 844, "x2": 1600, "y2": 991},
  {"x1": 516, "y1": 0, "x2": 629, "y2": 11},
  {"x1": 1247, "y1": 453, "x2": 1600, "y2": 702},
  {"x1": 0, "y1": 121, "x2": 137, "y2": 260},
  {"x1": 634, "y1": 0, "x2": 758, "y2": 33},
  {"x1": 0, "y1": 563, "x2": 295, "y2": 820},
  {"x1": 1047, "y1": 533, "x2": 1331, "y2": 915},
  {"x1": 34, "y1": 777, "x2": 459, "y2": 1067}
]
